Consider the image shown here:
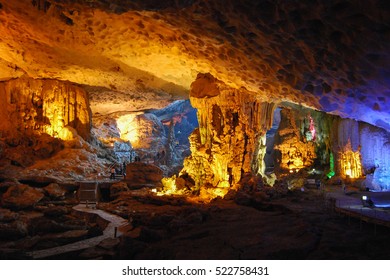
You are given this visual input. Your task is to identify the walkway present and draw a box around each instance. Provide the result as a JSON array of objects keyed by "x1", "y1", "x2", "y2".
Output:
[
  {"x1": 325, "y1": 187, "x2": 390, "y2": 227},
  {"x1": 27, "y1": 204, "x2": 128, "y2": 259}
]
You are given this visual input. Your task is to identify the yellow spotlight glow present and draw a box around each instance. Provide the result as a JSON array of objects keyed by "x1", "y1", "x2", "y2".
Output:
[
  {"x1": 116, "y1": 114, "x2": 140, "y2": 147},
  {"x1": 339, "y1": 141, "x2": 363, "y2": 179}
]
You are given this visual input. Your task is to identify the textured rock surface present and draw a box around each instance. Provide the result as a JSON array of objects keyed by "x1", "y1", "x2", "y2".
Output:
[
  {"x1": 1, "y1": 184, "x2": 44, "y2": 210},
  {"x1": 274, "y1": 108, "x2": 316, "y2": 172},
  {"x1": 110, "y1": 182, "x2": 129, "y2": 200},
  {"x1": 162, "y1": 74, "x2": 276, "y2": 198},
  {"x1": 0, "y1": 77, "x2": 91, "y2": 140},
  {"x1": 43, "y1": 183, "x2": 66, "y2": 199},
  {"x1": 0, "y1": 1, "x2": 389, "y2": 131},
  {"x1": 0, "y1": 209, "x2": 19, "y2": 222},
  {"x1": 92, "y1": 100, "x2": 197, "y2": 172},
  {"x1": 117, "y1": 113, "x2": 165, "y2": 150},
  {"x1": 125, "y1": 162, "x2": 163, "y2": 185},
  {"x1": 268, "y1": 103, "x2": 390, "y2": 190},
  {"x1": 98, "y1": 188, "x2": 390, "y2": 260}
]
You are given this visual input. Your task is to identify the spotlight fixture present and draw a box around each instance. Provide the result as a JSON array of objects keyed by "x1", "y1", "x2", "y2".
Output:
[{"x1": 361, "y1": 195, "x2": 373, "y2": 207}]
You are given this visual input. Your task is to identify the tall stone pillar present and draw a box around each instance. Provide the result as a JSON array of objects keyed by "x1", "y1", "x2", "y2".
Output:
[{"x1": 164, "y1": 73, "x2": 276, "y2": 198}]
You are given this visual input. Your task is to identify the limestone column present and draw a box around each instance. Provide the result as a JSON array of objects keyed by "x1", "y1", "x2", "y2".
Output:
[{"x1": 174, "y1": 73, "x2": 276, "y2": 197}]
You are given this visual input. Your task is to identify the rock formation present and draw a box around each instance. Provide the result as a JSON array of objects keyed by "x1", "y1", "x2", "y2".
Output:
[
  {"x1": 0, "y1": 77, "x2": 91, "y2": 140},
  {"x1": 161, "y1": 74, "x2": 276, "y2": 199},
  {"x1": 2, "y1": 184, "x2": 44, "y2": 210},
  {"x1": 125, "y1": 162, "x2": 163, "y2": 186},
  {"x1": 269, "y1": 103, "x2": 390, "y2": 191},
  {"x1": 1, "y1": 1, "x2": 389, "y2": 132},
  {"x1": 274, "y1": 108, "x2": 317, "y2": 173}
]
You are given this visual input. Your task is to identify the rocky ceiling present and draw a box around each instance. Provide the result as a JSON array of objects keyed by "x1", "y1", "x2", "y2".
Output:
[{"x1": 0, "y1": 0, "x2": 389, "y2": 129}]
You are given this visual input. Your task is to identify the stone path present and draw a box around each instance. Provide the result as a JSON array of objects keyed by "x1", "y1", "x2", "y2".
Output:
[{"x1": 27, "y1": 204, "x2": 128, "y2": 259}]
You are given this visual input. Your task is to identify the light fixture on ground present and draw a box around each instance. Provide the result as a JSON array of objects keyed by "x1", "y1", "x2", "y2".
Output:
[{"x1": 361, "y1": 195, "x2": 373, "y2": 207}]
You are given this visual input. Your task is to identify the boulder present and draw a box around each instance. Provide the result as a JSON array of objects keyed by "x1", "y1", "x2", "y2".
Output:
[
  {"x1": 43, "y1": 206, "x2": 70, "y2": 217},
  {"x1": 33, "y1": 134, "x2": 64, "y2": 159},
  {"x1": 138, "y1": 226, "x2": 165, "y2": 242},
  {"x1": 31, "y1": 218, "x2": 70, "y2": 234},
  {"x1": 125, "y1": 162, "x2": 163, "y2": 185},
  {"x1": 0, "y1": 179, "x2": 19, "y2": 194},
  {"x1": 97, "y1": 237, "x2": 120, "y2": 250},
  {"x1": 2, "y1": 184, "x2": 44, "y2": 210},
  {"x1": 6, "y1": 146, "x2": 35, "y2": 167},
  {"x1": 43, "y1": 183, "x2": 66, "y2": 199},
  {"x1": 0, "y1": 208, "x2": 19, "y2": 222},
  {"x1": 0, "y1": 221, "x2": 28, "y2": 240},
  {"x1": 87, "y1": 224, "x2": 103, "y2": 238},
  {"x1": 110, "y1": 182, "x2": 129, "y2": 199}
]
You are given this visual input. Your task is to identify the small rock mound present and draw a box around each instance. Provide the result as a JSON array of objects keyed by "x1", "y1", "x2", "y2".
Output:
[
  {"x1": 125, "y1": 162, "x2": 163, "y2": 185},
  {"x1": 43, "y1": 183, "x2": 66, "y2": 199},
  {"x1": 1, "y1": 184, "x2": 44, "y2": 210},
  {"x1": 110, "y1": 182, "x2": 129, "y2": 200}
]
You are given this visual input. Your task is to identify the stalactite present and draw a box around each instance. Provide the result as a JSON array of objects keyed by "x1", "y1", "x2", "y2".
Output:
[
  {"x1": 160, "y1": 73, "x2": 276, "y2": 200},
  {"x1": 338, "y1": 140, "x2": 363, "y2": 179},
  {"x1": 0, "y1": 77, "x2": 91, "y2": 140},
  {"x1": 274, "y1": 108, "x2": 316, "y2": 172}
]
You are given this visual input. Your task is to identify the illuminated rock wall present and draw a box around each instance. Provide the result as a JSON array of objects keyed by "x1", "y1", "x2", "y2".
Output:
[
  {"x1": 274, "y1": 108, "x2": 317, "y2": 172},
  {"x1": 0, "y1": 77, "x2": 91, "y2": 140},
  {"x1": 116, "y1": 113, "x2": 165, "y2": 150},
  {"x1": 338, "y1": 141, "x2": 363, "y2": 179},
  {"x1": 328, "y1": 117, "x2": 390, "y2": 186},
  {"x1": 177, "y1": 73, "x2": 276, "y2": 197}
]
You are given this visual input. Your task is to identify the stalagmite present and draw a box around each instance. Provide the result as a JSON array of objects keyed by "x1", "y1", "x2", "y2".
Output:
[
  {"x1": 274, "y1": 108, "x2": 316, "y2": 173},
  {"x1": 160, "y1": 73, "x2": 276, "y2": 199}
]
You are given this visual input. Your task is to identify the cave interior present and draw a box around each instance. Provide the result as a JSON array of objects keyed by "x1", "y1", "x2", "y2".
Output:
[{"x1": 0, "y1": 0, "x2": 390, "y2": 260}]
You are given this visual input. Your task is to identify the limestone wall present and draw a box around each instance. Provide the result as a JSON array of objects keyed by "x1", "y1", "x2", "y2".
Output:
[{"x1": 0, "y1": 77, "x2": 91, "y2": 140}]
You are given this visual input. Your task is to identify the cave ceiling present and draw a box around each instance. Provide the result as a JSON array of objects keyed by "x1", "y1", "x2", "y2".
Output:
[{"x1": 0, "y1": 0, "x2": 389, "y2": 129}]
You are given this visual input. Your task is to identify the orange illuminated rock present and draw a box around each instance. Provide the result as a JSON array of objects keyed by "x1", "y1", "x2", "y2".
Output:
[
  {"x1": 0, "y1": 77, "x2": 91, "y2": 140},
  {"x1": 2, "y1": 184, "x2": 44, "y2": 210},
  {"x1": 338, "y1": 141, "x2": 363, "y2": 179},
  {"x1": 0, "y1": 1, "x2": 388, "y2": 131},
  {"x1": 161, "y1": 74, "x2": 276, "y2": 199},
  {"x1": 274, "y1": 108, "x2": 316, "y2": 172},
  {"x1": 125, "y1": 162, "x2": 163, "y2": 185}
]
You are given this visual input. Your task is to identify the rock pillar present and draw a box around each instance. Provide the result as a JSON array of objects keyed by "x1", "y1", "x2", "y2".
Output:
[{"x1": 174, "y1": 73, "x2": 276, "y2": 198}]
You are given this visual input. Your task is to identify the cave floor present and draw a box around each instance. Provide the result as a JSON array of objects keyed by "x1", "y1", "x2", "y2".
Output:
[
  {"x1": 93, "y1": 186, "x2": 390, "y2": 260},
  {"x1": 27, "y1": 204, "x2": 127, "y2": 259},
  {"x1": 2, "y1": 184, "x2": 390, "y2": 260}
]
